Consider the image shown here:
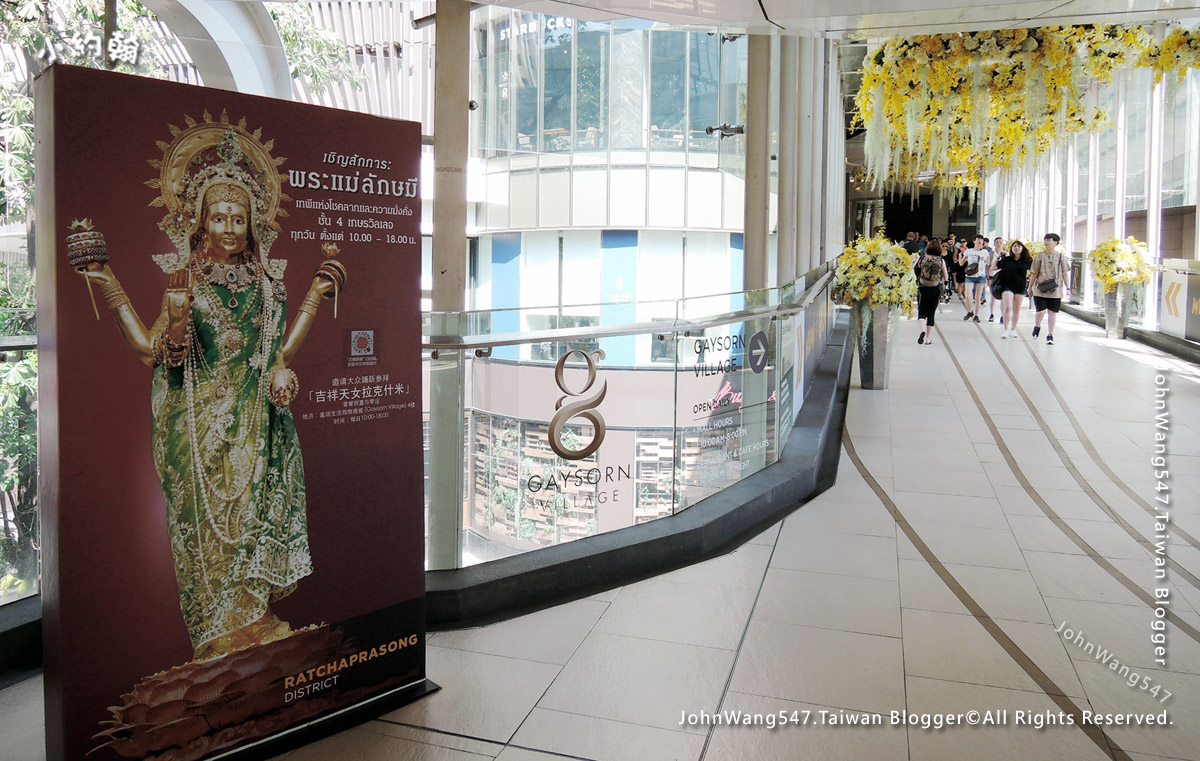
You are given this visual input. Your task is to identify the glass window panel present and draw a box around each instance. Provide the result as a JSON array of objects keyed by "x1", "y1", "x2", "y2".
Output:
[
  {"x1": 1075, "y1": 132, "x2": 1089, "y2": 235},
  {"x1": 574, "y1": 23, "x2": 609, "y2": 153},
  {"x1": 1096, "y1": 84, "x2": 1117, "y2": 235},
  {"x1": 688, "y1": 33, "x2": 719, "y2": 155},
  {"x1": 1161, "y1": 69, "x2": 1193, "y2": 211},
  {"x1": 1126, "y1": 69, "x2": 1151, "y2": 214},
  {"x1": 718, "y1": 35, "x2": 747, "y2": 179},
  {"x1": 649, "y1": 31, "x2": 686, "y2": 158},
  {"x1": 513, "y1": 12, "x2": 541, "y2": 155},
  {"x1": 541, "y1": 17, "x2": 572, "y2": 152},
  {"x1": 493, "y1": 12, "x2": 514, "y2": 155},
  {"x1": 471, "y1": 13, "x2": 489, "y2": 157},
  {"x1": 610, "y1": 26, "x2": 646, "y2": 157}
]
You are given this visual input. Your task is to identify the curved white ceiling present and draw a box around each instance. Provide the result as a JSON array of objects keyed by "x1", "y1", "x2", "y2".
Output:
[{"x1": 493, "y1": 0, "x2": 1200, "y2": 34}]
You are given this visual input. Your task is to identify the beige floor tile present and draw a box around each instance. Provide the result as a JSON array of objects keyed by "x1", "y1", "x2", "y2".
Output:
[
  {"x1": 901, "y1": 609, "x2": 1081, "y2": 697},
  {"x1": 510, "y1": 707, "x2": 704, "y2": 761},
  {"x1": 898, "y1": 558, "x2": 971, "y2": 617},
  {"x1": 899, "y1": 522, "x2": 1028, "y2": 570},
  {"x1": 992, "y1": 484, "x2": 1045, "y2": 515},
  {"x1": 729, "y1": 619, "x2": 904, "y2": 713},
  {"x1": 537, "y1": 632, "x2": 735, "y2": 734},
  {"x1": 492, "y1": 748, "x2": 569, "y2": 761},
  {"x1": 1044, "y1": 597, "x2": 1200, "y2": 675},
  {"x1": 593, "y1": 577, "x2": 755, "y2": 650},
  {"x1": 1065, "y1": 519, "x2": 1156, "y2": 561},
  {"x1": 1024, "y1": 464, "x2": 1087, "y2": 492},
  {"x1": 365, "y1": 723, "x2": 505, "y2": 757},
  {"x1": 771, "y1": 529, "x2": 899, "y2": 581},
  {"x1": 893, "y1": 468, "x2": 997, "y2": 498},
  {"x1": 704, "y1": 692, "x2": 908, "y2": 761},
  {"x1": 289, "y1": 726, "x2": 496, "y2": 761},
  {"x1": 0, "y1": 676, "x2": 43, "y2": 761},
  {"x1": 383, "y1": 647, "x2": 560, "y2": 743},
  {"x1": 1006, "y1": 514, "x2": 1086, "y2": 555},
  {"x1": 589, "y1": 587, "x2": 622, "y2": 603},
  {"x1": 1072, "y1": 663, "x2": 1200, "y2": 760},
  {"x1": 903, "y1": 677, "x2": 1111, "y2": 761},
  {"x1": 1035, "y1": 488, "x2": 1114, "y2": 522},
  {"x1": 780, "y1": 498, "x2": 897, "y2": 538},
  {"x1": 982, "y1": 460, "x2": 1021, "y2": 488},
  {"x1": 891, "y1": 492, "x2": 1010, "y2": 530},
  {"x1": 990, "y1": 414, "x2": 1042, "y2": 431},
  {"x1": 753, "y1": 567, "x2": 901, "y2": 637},
  {"x1": 940, "y1": 564, "x2": 1054, "y2": 624},
  {"x1": 658, "y1": 543, "x2": 772, "y2": 590},
  {"x1": 431, "y1": 599, "x2": 608, "y2": 665},
  {"x1": 892, "y1": 447, "x2": 987, "y2": 473},
  {"x1": 1023, "y1": 551, "x2": 1144, "y2": 607}
]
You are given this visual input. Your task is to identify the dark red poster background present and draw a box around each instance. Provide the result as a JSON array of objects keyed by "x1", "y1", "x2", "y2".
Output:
[{"x1": 37, "y1": 66, "x2": 424, "y2": 760}]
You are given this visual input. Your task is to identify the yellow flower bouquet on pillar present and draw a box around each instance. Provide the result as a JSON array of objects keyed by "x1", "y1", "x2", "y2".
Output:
[
  {"x1": 832, "y1": 235, "x2": 917, "y2": 389},
  {"x1": 1088, "y1": 236, "x2": 1155, "y2": 339}
]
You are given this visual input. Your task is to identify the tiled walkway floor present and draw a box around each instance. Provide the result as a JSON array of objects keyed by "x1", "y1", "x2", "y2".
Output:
[{"x1": 6, "y1": 302, "x2": 1200, "y2": 760}]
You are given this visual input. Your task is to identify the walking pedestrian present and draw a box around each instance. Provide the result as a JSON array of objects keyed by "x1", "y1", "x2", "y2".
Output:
[
  {"x1": 1029, "y1": 232, "x2": 1070, "y2": 345},
  {"x1": 988, "y1": 236, "x2": 1004, "y2": 322},
  {"x1": 962, "y1": 234, "x2": 990, "y2": 323},
  {"x1": 915, "y1": 239, "x2": 949, "y2": 346},
  {"x1": 996, "y1": 240, "x2": 1032, "y2": 339}
]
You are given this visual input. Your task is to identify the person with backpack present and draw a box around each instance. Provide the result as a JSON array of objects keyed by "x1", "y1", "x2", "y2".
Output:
[
  {"x1": 915, "y1": 239, "x2": 949, "y2": 345},
  {"x1": 961, "y1": 233, "x2": 991, "y2": 323},
  {"x1": 1029, "y1": 232, "x2": 1070, "y2": 345}
]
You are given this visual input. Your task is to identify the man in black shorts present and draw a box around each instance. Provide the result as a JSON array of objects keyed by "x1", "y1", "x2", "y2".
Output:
[{"x1": 1029, "y1": 233, "x2": 1070, "y2": 344}]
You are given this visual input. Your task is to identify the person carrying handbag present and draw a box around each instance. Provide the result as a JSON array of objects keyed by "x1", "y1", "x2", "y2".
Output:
[{"x1": 1029, "y1": 232, "x2": 1070, "y2": 345}]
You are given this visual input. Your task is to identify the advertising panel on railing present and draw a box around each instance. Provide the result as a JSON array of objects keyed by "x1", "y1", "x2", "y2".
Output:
[
  {"x1": 466, "y1": 346, "x2": 678, "y2": 561},
  {"x1": 674, "y1": 320, "x2": 777, "y2": 506},
  {"x1": 36, "y1": 65, "x2": 430, "y2": 761}
]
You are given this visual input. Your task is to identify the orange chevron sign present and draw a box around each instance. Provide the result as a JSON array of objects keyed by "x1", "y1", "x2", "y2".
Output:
[{"x1": 1165, "y1": 280, "x2": 1183, "y2": 318}]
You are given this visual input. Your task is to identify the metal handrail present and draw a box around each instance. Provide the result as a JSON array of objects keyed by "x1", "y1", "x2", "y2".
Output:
[
  {"x1": 422, "y1": 269, "x2": 834, "y2": 352},
  {"x1": 0, "y1": 335, "x2": 36, "y2": 352}
]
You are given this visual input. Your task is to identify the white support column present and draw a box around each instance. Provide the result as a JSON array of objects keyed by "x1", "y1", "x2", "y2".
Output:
[
  {"x1": 744, "y1": 34, "x2": 772, "y2": 291},
  {"x1": 808, "y1": 39, "x2": 825, "y2": 266},
  {"x1": 427, "y1": 0, "x2": 471, "y2": 571},
  {"x1": 796, "y1": 36, "x2": 814, "y2": 275},
  {"x1": 826, "y1": 41, "x2": 844, "y2": 262},
  {"x1": 1146, "y1": 65, "x2": 1166, "y2": 329},
  {"x1": 1085, "y1": 89, "x2": 1101, "y2": 309},
  {"x1": 1114, "y1": 76, "x2": 1128, "y2": 240},
  {"x1": 778, "y1": 36, "x2": 798, "y2": 285},
  {"x1": 1065, "y1": 138, "x2": 1079, "y2": 261}
]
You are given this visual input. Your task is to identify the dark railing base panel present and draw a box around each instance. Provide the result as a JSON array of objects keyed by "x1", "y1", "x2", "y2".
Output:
[{"x1": 426, "y1": 310, "x2": 852, "y2": 629}]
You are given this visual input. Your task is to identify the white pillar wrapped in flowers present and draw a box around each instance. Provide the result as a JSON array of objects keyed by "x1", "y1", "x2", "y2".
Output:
[
  {"x1": 832, "y1": 236, "x2": 918, "y2": 389},
  {"x1": 1088, "y1": 236, "x2": 1154, "y2": 340}
]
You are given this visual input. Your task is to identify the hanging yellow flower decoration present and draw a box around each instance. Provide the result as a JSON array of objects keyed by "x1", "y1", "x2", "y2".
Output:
[{"x1": 854, "y1": 24, "x2": 1200, "y2": 201}]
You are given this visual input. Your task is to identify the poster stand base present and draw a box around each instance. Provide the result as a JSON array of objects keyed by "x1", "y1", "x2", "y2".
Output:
[{"x1": 221, "y1": 678, "x2": 441, "y2": 761}]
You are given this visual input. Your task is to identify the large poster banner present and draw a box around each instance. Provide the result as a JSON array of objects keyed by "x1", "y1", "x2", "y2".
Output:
[{"x1": 36, "y1": 65, "x2": 428, "y2": 761}]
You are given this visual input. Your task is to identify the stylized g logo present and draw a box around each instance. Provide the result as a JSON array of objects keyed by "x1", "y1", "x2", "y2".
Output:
[{"x1": 549, "y1": 349, "x2": 607, "y2": 460}]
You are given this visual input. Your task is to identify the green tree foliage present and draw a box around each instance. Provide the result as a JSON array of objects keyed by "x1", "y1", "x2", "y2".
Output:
[{"x1": 268, "y1": 3, "x2": 365, "y2": 96}]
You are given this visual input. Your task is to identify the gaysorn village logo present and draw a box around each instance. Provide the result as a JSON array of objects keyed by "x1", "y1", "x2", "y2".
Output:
[{"x1": 550, "y1": 349, "x2": 607, "y2": 460}]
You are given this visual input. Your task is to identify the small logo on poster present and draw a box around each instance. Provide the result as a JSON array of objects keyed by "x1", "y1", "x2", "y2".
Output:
[
  {"x1": 348, "y1": 330, "x2": 377, "y2": 367},
  {"x1": 351, "y1": 330, "x2": 374, "y2": 356}
]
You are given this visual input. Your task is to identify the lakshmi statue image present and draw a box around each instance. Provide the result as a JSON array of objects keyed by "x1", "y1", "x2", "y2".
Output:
[{"x1": 73, "y1": 113, "x2": 345, "y2": 662}]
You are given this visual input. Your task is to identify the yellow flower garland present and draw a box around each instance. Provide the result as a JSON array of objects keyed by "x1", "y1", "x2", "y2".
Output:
[
  {"x1": 1088, "y1": 236, "x2": 1155, "y2": 293},
  {"x1": 855, "y1": 25, "x2": 1200, "y2": 199}
]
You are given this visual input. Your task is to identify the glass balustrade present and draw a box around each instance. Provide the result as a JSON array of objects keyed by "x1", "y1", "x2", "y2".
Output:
[{"x1": 422, "y1": 267, "x2": 836, "y2": 569}]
